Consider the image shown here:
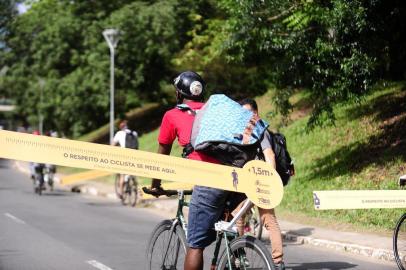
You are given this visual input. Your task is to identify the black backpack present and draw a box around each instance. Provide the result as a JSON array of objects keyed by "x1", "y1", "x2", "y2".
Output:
[
  {"x1": 269, "y1": 131, "x2": 294, "y2": 186},
  {"x1": 125, "y1": 131, "x2": 139, "y2": 149}
]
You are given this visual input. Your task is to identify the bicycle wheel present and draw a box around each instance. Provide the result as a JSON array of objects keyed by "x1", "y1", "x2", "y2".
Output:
[
  {"x1": 122, "y1": 177, "x2": 138, "y2": 206},
  {"x1": 245, "y1": 207, "x2": 263, "y2": 240},
  {"x1": 34, "y1": 173, "x2": 44, "y2": 196},
  {"x1": 128, "y1": 177, "x2": 138, "y2": 207},
  {"x1": 217, "y1": 235, "x2": 275, "y2": 270},
  {"x1": 146, "y1": 219, "x2": 187, "y2": 270},
  {"x1": 38, "y1": 175, "x2": 44, "y2": 196},
  {"x1": 115, "y1": 174, "x2": 121, "y2": 199},
  {"x1": 394, "y1": 213, "x2": 406, "y2": 270}
]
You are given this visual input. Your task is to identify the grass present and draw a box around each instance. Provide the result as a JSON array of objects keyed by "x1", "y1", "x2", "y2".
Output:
[
  {"x1": 77, "y1": 102, "x2": 168, "y2": 143},
  {"x1": 274, "y1": 82, "x2": 406, "y2": 232}
]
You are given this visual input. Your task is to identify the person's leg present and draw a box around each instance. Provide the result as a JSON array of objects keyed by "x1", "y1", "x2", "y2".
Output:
[
  {"x1": 119, "y1": 174, "x2": 125, "y2": 197},
  {"x1": 231, "y1": 197, "x2": 249, "y2": 236},
  {"x1": 258, "y1": 208, "x2": 284, "y2": 264},
  {"x1": 184, "y1": 248, "x2": 204, "y2": 270},
  {"x1": 185, "y1": 186, "x2": 228, "y2": 270}
]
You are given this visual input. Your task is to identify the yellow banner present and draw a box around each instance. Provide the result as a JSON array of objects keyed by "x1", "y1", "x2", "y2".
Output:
[
  {"x1": 0, "y1": 130, "x2": 283, "y2": 209},
  {"x1": 313, "y1": 190, "x2": 406, "y2": 210}
]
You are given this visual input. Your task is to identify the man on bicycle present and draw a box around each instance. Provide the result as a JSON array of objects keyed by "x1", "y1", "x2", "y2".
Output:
[
  {"x1": 150, "y1": 71, "x2": 230, "y2": 270},
  {"x1": 112, "y1": 120, "x2": 139, "y2": 198},
  {"x1": 29, "y1": 130, "x2": 45, "y2": 192}
]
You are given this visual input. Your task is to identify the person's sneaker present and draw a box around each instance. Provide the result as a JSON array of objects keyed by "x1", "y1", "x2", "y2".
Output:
[{"x1": 275, "y1": 261, "x2": 285, "y2": 270}]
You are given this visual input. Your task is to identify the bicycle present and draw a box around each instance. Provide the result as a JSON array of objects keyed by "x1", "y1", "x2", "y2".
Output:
[
  {"x1": 244, "y1": 206, "x2": 263, "y2": 240},
  {"x1": 32, "y1": 163, "x2": 45, "y2": 196},
  {"x1": 143, "y1": 187, "x2": 275, "y2": 270},
  {"x1": 393, "y1": 174, "x2": 406, "y2": 270},
  {"x1": 44, "y1": 164, "x2": 55, "y2": 192},
  {"x1": 115, "y1": 174, "x2": 138, "y2": 207}
]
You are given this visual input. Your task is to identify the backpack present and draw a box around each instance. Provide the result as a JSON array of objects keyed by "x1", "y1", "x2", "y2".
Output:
[
  {"x1": 269, "y1": 131, "x2": 294, "y2": 186},
  {"x1": 187, "y1": 94, "x2": 269, "y2": 168},
  {"x1": 125, "y1": 130, "x2": 139, "y2": 149}
]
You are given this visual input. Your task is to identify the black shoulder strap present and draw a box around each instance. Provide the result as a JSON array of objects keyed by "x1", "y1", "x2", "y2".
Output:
[{"x1": 176, "y1": 104, "x2": 197, "y2": 116}]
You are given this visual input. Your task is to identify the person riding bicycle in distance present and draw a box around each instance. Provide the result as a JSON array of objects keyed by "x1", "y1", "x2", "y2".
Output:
[
  {"x1": 150, "y1": 71, "x2": 228, "y2": 270},
  {"x1": 112, "y1": 120, "x2": 139, "y2": 198}
]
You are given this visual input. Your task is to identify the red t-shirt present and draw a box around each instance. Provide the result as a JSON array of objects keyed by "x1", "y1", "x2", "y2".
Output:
[{"x1": 158, "y1": 101, "x2": 219, "y2": 163}]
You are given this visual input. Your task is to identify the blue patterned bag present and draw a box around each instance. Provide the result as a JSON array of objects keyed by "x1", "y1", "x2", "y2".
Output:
[{"x1": 190, "y1": 94, "x2": 268, "y2": 167}]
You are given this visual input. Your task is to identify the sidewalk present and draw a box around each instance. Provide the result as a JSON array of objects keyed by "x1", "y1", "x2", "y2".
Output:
[{"x1": 14, "y1": 161, "x2": 395, "y2": 263}]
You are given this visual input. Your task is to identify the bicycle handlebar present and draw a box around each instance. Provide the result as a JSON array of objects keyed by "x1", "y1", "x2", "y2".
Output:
[{"x1": 142, "y1": 187, "x2": 193, "y2": 197}]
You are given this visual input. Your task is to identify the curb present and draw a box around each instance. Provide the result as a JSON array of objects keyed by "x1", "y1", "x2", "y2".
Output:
[
  {"x1": 282, "y1": 232, "x2": 394, "y2": 262},
  {"x1": 71, "y1": 184, "x2": 117, "y2": 200}
]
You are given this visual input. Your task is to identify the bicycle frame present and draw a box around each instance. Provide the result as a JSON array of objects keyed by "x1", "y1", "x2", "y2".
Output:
[
  {"x1": 212, "y1": 199, "x2": 254, "y2": 269},
  {"x1": 176, "y1": 190, "x2": 189, "y2": 236},
  {"x1": 149, "y1": 189, "x2": 258, "y2": 270}
]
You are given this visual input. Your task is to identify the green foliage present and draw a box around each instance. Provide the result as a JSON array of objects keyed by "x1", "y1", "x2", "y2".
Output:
[
  {"x1": 2, "y1": 0, "x2": 201, "y2": 137},
  {"x1": 0, "y1": 0, "x2": 17, "y2": 46},
  {"x1": 213, "y1": 0, "x2": 405, "y2": 129},
  {"x1": 2, "y1": 0, "x2": 406, "y2": 136},
  {"x1": 278, "y1": 82, "x2": 406, "y2": 230},
  {"x1": 172, "y1": 17, "x2": 269, "y2": 99}
]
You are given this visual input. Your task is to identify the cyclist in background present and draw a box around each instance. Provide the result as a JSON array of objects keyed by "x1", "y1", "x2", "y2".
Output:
[
  {"x1": 112, "y1": 120, "x2": 139, "y2": 198},
  {"x1": 30, "y1": 130, "x2": 45, "y2": 192}
]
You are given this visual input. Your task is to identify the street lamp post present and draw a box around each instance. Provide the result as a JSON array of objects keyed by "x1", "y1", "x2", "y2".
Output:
[
  {"x1": 103, "y1": 29, "x2": 120, "y2": 144},
  {"x1": 38, "y1": 78, "x2": 45, "y2": 135}
]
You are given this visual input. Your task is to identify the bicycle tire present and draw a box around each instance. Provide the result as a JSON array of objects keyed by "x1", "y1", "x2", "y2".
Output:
[
  {"x1": 115, "y1": 174, "x2": 121, "y2": 199},
  {"x1": 35, "y1": 173, "x2": 44, "y2": 196},
  {"x1": 121, "y1": 177, "x2": 136, "y2": 206},
  {"x1": 394, "y1": 213, "x2": 406, "y2": 270},
  {"x1": 48, "y1": 172, "x2": 54, "y2": 191},
  {"x1": 146, "y1": 219, "x2": 187, "y2": 270},
  {"x1": 129, "y1": 177, "x2": 138, "y2": 207},
  {"x1": 38, "y1": 177, "x2": 43, "y2": 196},
  {"x1": 217, "y1": 235, "x2": 275, "y2": 270}
]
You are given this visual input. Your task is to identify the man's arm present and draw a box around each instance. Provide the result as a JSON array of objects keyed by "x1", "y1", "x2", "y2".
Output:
[
  {"x1": 111, "y1": 141, "x2": 119, "y2": 146},
  {"x1": 263, "y1": 147, "x2": 276, "y2": 169},
  {"x1": 151, "y1": 143, "x2": 173, "y2": 189},
  {"x1": 260, "y1": 130, "x2": 276, "y2": 169},
  {"x1": 111, "y1": 131, "x2": 120, "y2": 146}
]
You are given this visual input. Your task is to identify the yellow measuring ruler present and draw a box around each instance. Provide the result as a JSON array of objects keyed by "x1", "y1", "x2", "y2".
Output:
[
  {"x1": 0, "y1": 130, "x2": 283, "y2": 209},
  {"x1": 313, "y1": 190, "x2": 406, "y2": 210}
]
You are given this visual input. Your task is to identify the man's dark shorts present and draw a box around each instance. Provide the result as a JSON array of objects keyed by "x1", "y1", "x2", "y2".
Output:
[{"x1": 187, "y1": 185, "x2": 246, "y2": 249}]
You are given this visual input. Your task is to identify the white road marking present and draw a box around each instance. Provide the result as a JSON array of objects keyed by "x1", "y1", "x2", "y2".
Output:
[
  {"x1": 87, "y1": 260, "x2": 114, "y2": 270},
  {"x1": 4, "y1": 212, "x2": 26, "y2": 224}
]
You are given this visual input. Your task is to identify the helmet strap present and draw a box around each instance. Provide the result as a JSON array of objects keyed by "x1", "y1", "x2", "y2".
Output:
[{"x1": 176, "y1": 91, "x2": 185, "y2": 104}]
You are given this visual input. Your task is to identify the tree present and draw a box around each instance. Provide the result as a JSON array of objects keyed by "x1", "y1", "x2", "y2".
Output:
[
  {"x1": 2, "y1": 0, "x2": 202, "y2": 137},
  {"x1": 213, "y1": 0, "x2": 405, "y2": 128}
]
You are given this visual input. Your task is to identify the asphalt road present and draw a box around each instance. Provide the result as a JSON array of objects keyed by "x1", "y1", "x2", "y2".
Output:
[{"x1": 0, "y1": 159, "x2": 397, "y2": 270}]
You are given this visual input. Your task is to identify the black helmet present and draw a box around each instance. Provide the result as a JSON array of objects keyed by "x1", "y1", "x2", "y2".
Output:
[{"x1": 173, "y1": 71, "x2": 205, "y2": 100}]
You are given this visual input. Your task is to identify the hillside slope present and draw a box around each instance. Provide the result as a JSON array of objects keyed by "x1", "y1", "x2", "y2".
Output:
[
  {"x1": 275, "y1": 82, "x2": 406, "y2": 231},
  {"x1": 83, "y1": 82, "x2": 405, "y2": 231}
]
